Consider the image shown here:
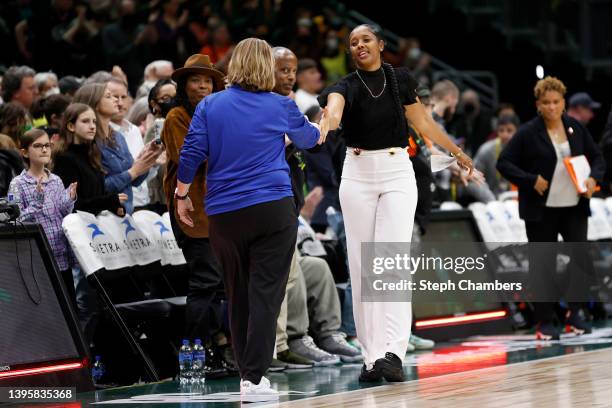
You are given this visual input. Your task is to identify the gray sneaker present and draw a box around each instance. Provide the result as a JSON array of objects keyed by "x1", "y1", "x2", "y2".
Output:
[
  {"x1": 267, "y1": 358, "x2": 287, "y2": 372},
  {"x1": 409, "y1": 334, "x2": 435, "y2": 350},
  {"x1": 289, "y1": 336, "x2": 340, "y2": 366},
  {"x1": 318, "y1": 333, "x2": 363, "y2": 363},
  {"x1": 277, "y1": 349, "x2": 314, "y2": 369}
]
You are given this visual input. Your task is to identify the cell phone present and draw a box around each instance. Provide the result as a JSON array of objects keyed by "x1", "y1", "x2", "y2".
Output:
[{"x1": 154, "y1": 138, "x2": 163, "y2": 145}]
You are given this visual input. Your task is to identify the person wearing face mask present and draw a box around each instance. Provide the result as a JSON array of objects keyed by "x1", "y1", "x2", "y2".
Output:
[
  {"x1": 321, "y1": 29, "x2": 348, "y2": 85},
  {"x1": 145, "y1": 79, "x2": 177, "y2": 214},
  {"x1": 448, "y1": 89, "x2": 494, "y2": 156}
]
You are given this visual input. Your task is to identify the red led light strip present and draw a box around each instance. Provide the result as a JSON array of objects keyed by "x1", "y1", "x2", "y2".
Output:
[
  {"x1": 415, "y1": 310, "x2": 507, "y2": 328},
  {"x1": 0, "y1": 361, "x2": 84, "y2": 379}
]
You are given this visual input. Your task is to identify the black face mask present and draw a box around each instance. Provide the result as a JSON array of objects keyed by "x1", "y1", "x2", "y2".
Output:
[
  {"x1": 463, "y1": 102, "x2": 477, "y2": 116},
  {"x1": 443, "y1": 106, "x2": 454, "y2": 123},
  {"x1": 158, "y1": 98, "x2": 177, "y2": 117}
]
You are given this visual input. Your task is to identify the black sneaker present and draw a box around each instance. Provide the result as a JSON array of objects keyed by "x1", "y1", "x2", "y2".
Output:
[
  {"x1": 204, "y1": 346, "x2": 229, "y2": 379},
  {"x1": 358, "y1": 364, "x2": 382, "y2": 382},
  {"x1": 219, "y1": 345, "x2": 239, "y2": 375},
  {"x1": 374, "y1": 352, "x2": 404, "y2": 382},
  {"x1": 536, "y1": 322, "x2": 560, "y2": 341},
  {"x1": 565, "y1": 310, "x2": 592, "y2": 335}
]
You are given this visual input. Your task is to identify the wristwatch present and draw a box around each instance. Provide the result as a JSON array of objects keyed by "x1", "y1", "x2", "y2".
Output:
[{"x1": 174, "y1": 187, "x2": 189, "y2": 200}]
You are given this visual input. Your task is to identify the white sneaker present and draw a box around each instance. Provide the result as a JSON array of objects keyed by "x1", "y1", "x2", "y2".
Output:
[{"x1": 240, "y1": 376, "x2": 279, "y2": 402}]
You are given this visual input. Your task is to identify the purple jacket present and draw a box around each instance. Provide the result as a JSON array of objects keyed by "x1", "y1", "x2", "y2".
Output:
[{"x1": 9, "y1": 170, "x2": 75, "y2": 270}]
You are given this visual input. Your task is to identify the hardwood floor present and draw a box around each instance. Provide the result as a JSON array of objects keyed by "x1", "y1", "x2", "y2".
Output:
[{"x1": 278, "y1": 348, "x2": 612, "y2": 407}]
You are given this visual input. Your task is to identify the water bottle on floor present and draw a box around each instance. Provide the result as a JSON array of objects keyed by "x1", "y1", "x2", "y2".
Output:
[
  {"x1": 191, "y1": 338, "x2": 206, "y2": 384},
  {"x1": 91, "y1": 355, "x2": 105, "y2": 385},
  {"x1": 179, "y1": 339, "x2": 193, "y2": 385}
]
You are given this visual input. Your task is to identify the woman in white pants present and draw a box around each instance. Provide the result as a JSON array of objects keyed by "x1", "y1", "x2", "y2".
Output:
[{"x1": 319, "y1": 24, "x2": 473, "y2": 382}]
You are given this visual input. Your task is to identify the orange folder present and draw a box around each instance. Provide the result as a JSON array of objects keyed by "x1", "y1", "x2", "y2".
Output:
[{"x1": 563, "y1": 155, "x2": 600, "y2": 193}]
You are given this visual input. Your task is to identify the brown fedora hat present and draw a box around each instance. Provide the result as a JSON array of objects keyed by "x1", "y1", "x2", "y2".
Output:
[{"x1": 171, "y1": 54, "x2": 225, "y2": 91}]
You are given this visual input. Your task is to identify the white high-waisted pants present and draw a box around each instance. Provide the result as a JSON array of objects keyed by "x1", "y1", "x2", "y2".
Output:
[{"x1": 339, "y1": 147, "x2": 418, "y2": 366}]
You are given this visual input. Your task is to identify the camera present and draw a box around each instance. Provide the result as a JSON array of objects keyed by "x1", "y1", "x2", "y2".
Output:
[{"x1": 0, "y1": 198, "x2": 20, "y2": 223}]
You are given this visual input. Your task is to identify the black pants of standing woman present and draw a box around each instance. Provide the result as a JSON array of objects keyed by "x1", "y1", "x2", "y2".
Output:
[
  {"x1": 208, "y1": 197, "x2": 297, "y2": 384},
  {"x1": 525, "y1": 205, "x2": 593, "y2": 324}
]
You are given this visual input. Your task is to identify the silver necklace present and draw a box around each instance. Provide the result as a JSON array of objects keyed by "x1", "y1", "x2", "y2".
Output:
[{"x1": 355, "y1": 68, "x2": 386, "y2": 98}]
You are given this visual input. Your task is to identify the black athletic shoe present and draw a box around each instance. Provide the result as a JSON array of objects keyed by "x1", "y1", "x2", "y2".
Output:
[
  {"x1": 358, "y1": 364, "x2": 383, "y2": 382},
  {"x1": 536, "y1": 322, "x2": 560, "y2": 341},
  {"x1": 374, "y1": 352, "x2": 404, "y2": 382}
]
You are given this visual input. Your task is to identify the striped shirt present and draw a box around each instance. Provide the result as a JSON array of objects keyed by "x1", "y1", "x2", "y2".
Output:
[{"x1": 9, "y1": 169, "x2": 75, "y2": 270}]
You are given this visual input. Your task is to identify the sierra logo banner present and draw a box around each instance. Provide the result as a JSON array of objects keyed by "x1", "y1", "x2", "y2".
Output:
[{"x1": 62, "y1": 210, "x2": 185, "y2": 276}]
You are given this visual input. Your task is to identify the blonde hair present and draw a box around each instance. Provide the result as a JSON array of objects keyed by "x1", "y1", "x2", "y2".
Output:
[
  {"x1": 534, "y1": 76, "x2": 566, "y2": 100},
  {"x1": 227, "y1": 38, "x2": 275, "y2": 92}
]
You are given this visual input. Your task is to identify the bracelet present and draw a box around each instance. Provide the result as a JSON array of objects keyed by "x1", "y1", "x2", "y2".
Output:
[
  {"x1": 451, "y1": 149, "x2": 464, "y2": 159},
  {"x1": 174, "y1": 187, "x2": 189, "y2": 200}
]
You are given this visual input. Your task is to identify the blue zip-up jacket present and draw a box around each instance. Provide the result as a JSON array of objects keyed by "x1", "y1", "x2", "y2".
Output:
[
  {"x1": 98, "y1": 130, "x2": 147, "y2": 214},
  {"x1": 178, "y1": 85, "x2": 320, "y2": 215}
]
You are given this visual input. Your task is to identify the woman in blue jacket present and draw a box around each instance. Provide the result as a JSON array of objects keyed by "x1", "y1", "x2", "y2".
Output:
[{"x1": 176, "y1": 38, "x2": 321, "y2": 400}]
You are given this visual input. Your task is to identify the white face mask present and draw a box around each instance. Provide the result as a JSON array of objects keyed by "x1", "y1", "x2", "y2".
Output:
[
  {"x1": 43, "y1": 87, "x2": 60, "y2": 97},
  {"x1": 408, "y1": 48, "x2": 421, "y2": 60}
]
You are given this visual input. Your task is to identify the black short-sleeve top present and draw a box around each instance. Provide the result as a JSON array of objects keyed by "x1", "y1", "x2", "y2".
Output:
[{"x1": 318, "y1": 66, "x2": 418, "y2": 150}]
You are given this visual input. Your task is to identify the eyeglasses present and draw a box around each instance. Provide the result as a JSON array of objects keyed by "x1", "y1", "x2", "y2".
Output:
[{"x1": 31, "y1": 143, "x2": 52, "y2": 151}]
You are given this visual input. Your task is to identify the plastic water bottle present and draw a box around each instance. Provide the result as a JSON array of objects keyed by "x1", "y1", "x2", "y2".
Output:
[
  {"x1": 178, "y1": 339, "x2": 193, "y2": 385},
  {"x1": 7, "y1": 184, "x2": 20, "y2": 205},
  {"x1": 91, "y1": 355, "x2": 105, "y2": 385},
  {"x1": 191, "y1": 339, "x2": 206, "y2": 384}
]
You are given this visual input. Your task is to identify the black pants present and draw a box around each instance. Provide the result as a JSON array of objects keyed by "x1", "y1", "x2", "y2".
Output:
[
  {"x1": 169, "y1": 208, "x2": 225, "y2": 342},
  {"x1": 525, "y1": 206, "x2": 591, "y2": 324},
  {"x1": 209, "y1": 197, "x2": 297, "y2": 384}
]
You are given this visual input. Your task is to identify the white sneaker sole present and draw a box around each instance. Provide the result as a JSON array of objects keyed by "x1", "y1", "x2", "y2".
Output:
[{"x1": 241, "y1": 393, "x2": 280, "y2": 402}]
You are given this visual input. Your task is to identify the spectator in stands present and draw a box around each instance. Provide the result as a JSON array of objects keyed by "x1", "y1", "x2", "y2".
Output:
[
  {"x1": 567, "y1": 92, "x2": 601, "y2": 127},
  {"x1": 497, "y1": 76, "x2": 605, "y2": 340},
  {"x1": 58, "y1": 75, "x2": 82, "y2": 97},
  {"x1": 53, "y1": 103, "x2": 128, "y2": 343},
  {"x1": 318, "y1": 24, "x2": 472, "y2": 383},
  {"x1": 200, "y1": 21, "x2": 234, "y2": 72},
  {"x1": 101, "y1": 0, "x2": 155, "y2": 95},
  {"x1": 10, "y1": 128, "x2": 77, "y2": 301},
  {"x1": 1, "y1": 66, "x2": 38, "y2": 111},
  {"x1": 0, "y1": 102, "x2": 30, "y2": 143},
  {"x1": 150, "y1": 0, "x2": 190, "y2": 65},
  {"x1": 175, "y1": 39, "x2": 320, "y2": 400},
  {"x1": 107, "y1": 77, "x2": 162, "y2": 213},
  {"x1": 320, "y1": 27, "x2": 348, "y2": 85},
  {"x1": 161, "y1": 54, "x2": 235, "y2": 377},
  {"x1": 295, "y1": 59, "x2": 323, "y2": 113},
  {"x1": 136, "y1": 60, "x2": 173, "y2": 99},
  {"x1": 398, "y1": 37, "x2": 432, "y2": 86},
  {"x1": 271, "y1": 46, "x2": 360, "y2": 368},
  {"x1": 601, "y1": 108, "x2": 612, "y2": 196},
  {"x1": 29, "y1": 94, "x2": 71, "y2": 150},
  {"x1": 34, "y1": 72, "x2": 60, "y2": 97},
  {"x1": 474, "y1": 114, "x2": 520, "y2": 197},
  {"x1": 73, "y1": 83, "x2": 161, "y2": 214},
  {"x1": 0, "y1": 134, "x2": 24, "y2": 198},
  {"x1": 449, "y1": 89, "x2": 493, "y2": 156},
  {"x1": 144, "y1": 79, "x2": 176, "y2": 214}
]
